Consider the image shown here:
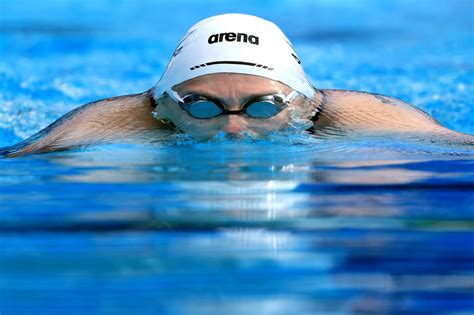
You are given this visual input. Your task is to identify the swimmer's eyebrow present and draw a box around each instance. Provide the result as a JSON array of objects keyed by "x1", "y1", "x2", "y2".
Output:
[{"x1": 179, "y1": 90, "x2": 284, "y2": 103}]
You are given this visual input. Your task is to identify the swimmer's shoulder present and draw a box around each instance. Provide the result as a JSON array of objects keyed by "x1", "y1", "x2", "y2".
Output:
[
  {"x1": 313, "y1": 89, "x2": 446, "y2": 134},
  {"x1": 0, "y1": 91, "x2": 171, "y2": 157}
]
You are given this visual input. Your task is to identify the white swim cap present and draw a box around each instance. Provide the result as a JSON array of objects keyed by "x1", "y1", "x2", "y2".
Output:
[{"x1": 154, "y1": 14, "x2": 315, "y2": 98}]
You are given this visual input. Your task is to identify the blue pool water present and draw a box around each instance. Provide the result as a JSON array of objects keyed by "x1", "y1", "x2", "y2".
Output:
[{"x1": 1, "y1": 1, "x2": 474, "y2": 314}]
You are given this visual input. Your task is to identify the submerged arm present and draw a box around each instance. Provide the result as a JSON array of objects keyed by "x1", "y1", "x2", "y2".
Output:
[{"x1": 1, "y1": 90, "x2": 172, "y2": 157}]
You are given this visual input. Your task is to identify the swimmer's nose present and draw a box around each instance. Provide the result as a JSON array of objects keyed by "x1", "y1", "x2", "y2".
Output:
[{"x1": 223, "y1": 115, "x2": 244, "y2": 134}]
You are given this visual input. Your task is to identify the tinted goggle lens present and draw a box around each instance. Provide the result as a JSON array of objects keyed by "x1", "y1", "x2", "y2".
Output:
[
  {"x1": 245, "y1": 101, "x2": 281, "y2": 118},
  {"x1": 188, "y1": 101, "x2": 223, "y2": 119},
  {"x1": 186, "y1": 100, "x2": 282, "y2": 119}
]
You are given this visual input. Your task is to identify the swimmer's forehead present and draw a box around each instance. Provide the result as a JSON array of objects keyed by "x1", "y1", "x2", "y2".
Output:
[{"x1": 172, "y1": 73, "x2": 293, "y2": 97}]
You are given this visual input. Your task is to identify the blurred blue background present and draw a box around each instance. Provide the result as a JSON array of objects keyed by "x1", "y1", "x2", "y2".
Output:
[
  {"x1": 1, "y1": 1, "x2": 473, "y2": 315},
  {"x1": 0, "y1": 0, "x2": 473, "y2": 146}
]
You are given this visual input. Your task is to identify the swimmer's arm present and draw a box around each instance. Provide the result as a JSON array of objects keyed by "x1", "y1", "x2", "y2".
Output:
[
  {"x1": 0, "y1": 91, "x2": 171, "y2": 157},
  {"x1": 315, "y1": 89, "x2": 469, "y2": 135}
]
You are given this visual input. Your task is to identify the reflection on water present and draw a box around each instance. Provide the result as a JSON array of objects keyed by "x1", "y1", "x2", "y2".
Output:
[
  {"x1": 0, "y1": 140, "x2": 473, "y2": 314},
  {"x1": 1, "y1": 230, "x2": 474, "y2": 314},
  {"x1": 1, "y1": 0, "x2": 473, "y2": 311}
]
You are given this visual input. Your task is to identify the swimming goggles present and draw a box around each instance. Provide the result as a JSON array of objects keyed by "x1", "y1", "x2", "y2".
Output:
[{"x1": 162, "y1": 90, "x2": 300, "y2": 119}]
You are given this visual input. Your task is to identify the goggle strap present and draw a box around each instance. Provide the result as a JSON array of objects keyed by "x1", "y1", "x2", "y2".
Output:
[
  {"x1": 165, "y1": 90, "x2": 186, "y2": 103},
  {"x1": 284, "y1": 90, "x2": 300, "y2": 103}
]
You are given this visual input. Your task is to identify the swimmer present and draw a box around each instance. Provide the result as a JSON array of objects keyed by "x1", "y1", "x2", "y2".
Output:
[{"x1": 1, "y1": 14, "x2": 472, "y2": 157}]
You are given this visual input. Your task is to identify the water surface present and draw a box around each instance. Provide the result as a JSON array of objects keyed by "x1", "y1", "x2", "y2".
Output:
[{"x1": 1, "y1": 0, "x2": 473, "y2": 314}]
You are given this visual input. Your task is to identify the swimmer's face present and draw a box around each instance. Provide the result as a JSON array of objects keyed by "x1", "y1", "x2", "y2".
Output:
[{"x1": 154, "y1": 73, "x2": 314, "y2": 140}]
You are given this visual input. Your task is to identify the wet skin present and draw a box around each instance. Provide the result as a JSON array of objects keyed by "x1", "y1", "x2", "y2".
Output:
[
  {"x1": 153, "y1": 73, "x2": 318, "y2": 140},
  {"x1": 1, "y1": 73, "x2": 472, "y2": 157}
]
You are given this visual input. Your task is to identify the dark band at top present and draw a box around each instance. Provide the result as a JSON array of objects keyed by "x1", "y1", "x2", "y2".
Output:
[{"x1": 190, "y1": 61, "x2": 274, "y2": 71}]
